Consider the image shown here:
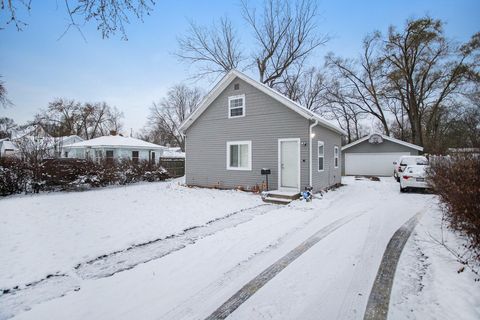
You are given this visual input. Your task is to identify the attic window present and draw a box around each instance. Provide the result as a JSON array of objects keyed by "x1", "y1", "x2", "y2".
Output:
[
  {"x1": 234, "y1": 83, "x2": 240, "y2": 90},
  {"x1": 228, "y1": 95, "x2": 245, "y2": 118}
]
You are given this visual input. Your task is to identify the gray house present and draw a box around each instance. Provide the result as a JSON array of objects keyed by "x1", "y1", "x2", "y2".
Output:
[
  {"x1": 179, "y1": 70, "x2": 345, "y2": 193},
  {"x1": 342, "y1": 133, "x2": 423, "y2": 176}
]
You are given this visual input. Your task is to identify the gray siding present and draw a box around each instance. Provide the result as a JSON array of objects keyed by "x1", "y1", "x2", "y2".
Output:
[
  {"x1": 185, "y1": 77, "x2": 312, "y2": 190},
  {"x1": 341, "y1": 139, "x2": 420, "y2": 175},
  {"x1": 312, "y1": 125, "x2": 342, "y2": 191}
]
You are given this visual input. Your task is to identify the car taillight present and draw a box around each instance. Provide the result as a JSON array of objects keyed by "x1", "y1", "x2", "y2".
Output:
[{"x1": 403, "y1": 175, "x2": 410, "y2": 180}]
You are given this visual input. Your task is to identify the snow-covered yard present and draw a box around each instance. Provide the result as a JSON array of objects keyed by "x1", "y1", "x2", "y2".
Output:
[{"x1": 0, "y1": 177, "x2": 478, "y2": 319}]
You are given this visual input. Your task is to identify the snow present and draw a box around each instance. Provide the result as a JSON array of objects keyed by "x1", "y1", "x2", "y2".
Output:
[
  {"x1": 389, "y1": 199, "x2": 480, "y2": 320},
  {"x1": 0, "y1": 178, "x2": 262, "y2": 290},
  {"x1": 0, "y1": 176, "x2": 477, "y2": 319},
  {"x1": 162, "y1": 147, "x2": 185, "y2": 158},
  {"x1": 63, "y1": 135, "x2": 164, "y2": 149}
]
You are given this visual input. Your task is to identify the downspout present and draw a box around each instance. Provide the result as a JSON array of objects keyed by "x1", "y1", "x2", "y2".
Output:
[{"x1": 309, "y1": 119, "x2": 318, "y2": 188}]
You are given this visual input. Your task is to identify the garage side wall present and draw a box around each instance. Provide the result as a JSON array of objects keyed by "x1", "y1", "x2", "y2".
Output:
[{"x1": 341, "y1": 139, "x2": 420, "y2": 175}]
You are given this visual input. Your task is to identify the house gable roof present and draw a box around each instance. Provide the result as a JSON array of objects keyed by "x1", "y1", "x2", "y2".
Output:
[
  {"x1": 341, "y1": 133, "x2": 423, "y2": 152},
  {"x1": 179, "y1": 69, "x2": 346, "y2": 135}
]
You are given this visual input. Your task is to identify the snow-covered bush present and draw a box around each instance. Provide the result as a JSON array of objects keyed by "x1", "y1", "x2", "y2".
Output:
[
  {"x1": 427, "y1": 154, "x2": 480, "y2": 259},
  {"x1": 0, "y1": 157, "x2": 32, "y2": 196}
]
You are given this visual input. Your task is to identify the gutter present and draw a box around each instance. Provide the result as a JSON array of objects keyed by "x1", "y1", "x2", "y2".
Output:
[{"x1": 309, "y1": 119, "x2": 318, "y2": 188}]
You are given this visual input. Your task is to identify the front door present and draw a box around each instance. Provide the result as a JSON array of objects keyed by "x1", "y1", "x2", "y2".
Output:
[{"x1": 279, "y1": 139, "x2": 300, "y2": 190}]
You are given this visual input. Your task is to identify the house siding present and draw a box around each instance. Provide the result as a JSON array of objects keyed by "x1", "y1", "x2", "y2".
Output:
[
  {"x1": 341, "y1": 139, "x2": 420, "y2": 175},
  {"x1": 312, "y1": 125, "x2": 343, "y2": 191},
  {"x1": 185, "y1": 77, "x2": 312, "y2": 191}
]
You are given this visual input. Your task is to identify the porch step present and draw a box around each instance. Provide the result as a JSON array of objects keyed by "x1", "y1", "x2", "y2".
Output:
[
  {"x1": 262, "y1": 196, "x2": 293, "y2": 205},
  {"x1": 261, "y1": 190, "x2": 301, "y2": 205}
]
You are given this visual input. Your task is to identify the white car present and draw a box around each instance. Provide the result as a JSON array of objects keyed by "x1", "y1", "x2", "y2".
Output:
[
  {"x1": 400, "y1": 165, "x2": 431, "y2": 192},
  {"x1": 394, "y1": 155, "x2": 428, "y2": 182}
]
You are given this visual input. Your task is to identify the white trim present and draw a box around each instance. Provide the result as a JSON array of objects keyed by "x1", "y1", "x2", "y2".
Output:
[
  {"x1": 179, "y1": 69, "x2": 346, "y2": 136},
  {"x1": 226, "y1": 140, "x2": 252, "y2": 171},
  {"x1": 342, "y1": 133, "x2": 423, "y2": 151},
  {"x1": 309, "y1": 120, "x2": 318, "y2": 187},
  {"x1": 334, "y1": 145, "x2": 339, "y2": 168},
  {"x1": 228, "y1": 94, "x2": 246, "y2": 119},
  {"x1": 278, "y1": 138, "x2": 301, "y2": 191},
  {"x1": 318, "y1": 141, "x2": 325, "y2": 172}
]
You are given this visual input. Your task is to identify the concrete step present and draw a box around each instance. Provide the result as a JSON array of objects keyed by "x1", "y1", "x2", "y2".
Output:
[
  {"x1": 262, "y1": 190, "x2": 301, "y2": 200},
  {"x1": 262, "y1": 196, "x2": 293, "y2": 205}
]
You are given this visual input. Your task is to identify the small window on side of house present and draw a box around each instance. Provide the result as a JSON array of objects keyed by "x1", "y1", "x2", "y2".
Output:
[
  {"x1": 318, "y1": 141, "x2": 324, "y2": 171},
  {"x1": 234, "y1": 83, "x2": 240, "y2": 90},
  {"x1": 228, "y1": 95, "x2": 245, "y2": 118},
  {"x1": 106, "y1": 150, "x2": 114, "y2": 163},
  {"x1": 334, "y1": 146, "x2": 339, "y2": 168},
  {"x1": 132, "y1": 151, "x2": 139, "y2": 163}
]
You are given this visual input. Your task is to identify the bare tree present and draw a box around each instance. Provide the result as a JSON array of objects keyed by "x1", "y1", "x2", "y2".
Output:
[
  {"x1": 326, "y1": 33, "x2": 391, "y2": 135},
  {"x1": 147, "y1": 84, "x2": 203, "y2": 150},
  {"x1": 384, "y1": 18, "x2": 479, "y2": 149},
  {"x1": 0, "y1": 76, "x2": 12, "y2": 107},
  {"x1": 0, "y1": 117, "x2": 17, "y2": 138},
  {"x1": 0, "y1": 0, "x2": 155, "y2": 40},
  {"x1": 241, "y1": 0, "x2": 327, "y2": 87},
  {"x1": 176, "y1": 17, "x2": 244, "y2": 79},
  {"x1": 35, "y1": 99, "x2": 124, "y2": 139}
]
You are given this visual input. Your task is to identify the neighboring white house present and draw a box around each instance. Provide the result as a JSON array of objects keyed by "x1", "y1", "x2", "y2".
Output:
[
  {"x1": 62, "y1": 135, "x2": 165, "y2": 163},
  {"x1": 0, "y1": 138, "x2": 19, "y2": 158},
  {"x1": 52, "y1": 135, "x2": 84, "y2": 157},
  {"x1": 162, "y1": 147, "x2": 185, "y2": 158}
]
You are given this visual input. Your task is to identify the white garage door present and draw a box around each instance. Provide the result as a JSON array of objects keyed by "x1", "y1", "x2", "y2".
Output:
[{"x1": 345, "y1": 152, "x2": 409, "y2": 176}]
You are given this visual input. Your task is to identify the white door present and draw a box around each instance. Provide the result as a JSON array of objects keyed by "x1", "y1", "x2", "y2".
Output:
[
  {"x1": 345, "y1": 152, "x2": 409, "y2": 176},
  {"x1": 279, "y1": 139, "x2": 300, "y2": 190}
]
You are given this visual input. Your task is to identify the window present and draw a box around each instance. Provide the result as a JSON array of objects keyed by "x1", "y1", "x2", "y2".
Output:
[
  {"x1": 64, "y1": 151, "x2": 69, "y2": 158},
  {"x1": 227, "y1": 141, "x2": 252, "y2": 170},
  {"x1": 228, "y1": 95, "x2": 245, "y2": 118},
  {"x1": 318, "y1": 141, "x2": 324, "y2": 171},
  {"x1": 94, "y1": 150, "x2": 103, "y2": 161},
  {"x1": 106, "y1": 150, "x2": 114, "y2": 163},
  {"x1": 132, "y1": 151, "x2": 139, "y2": 163},
  {"x1": 234, "y1": 83, "x2": 240, "y2": 90},
  {"x1": 334, "y1": 146, "x2": 339, "y2": 168},
  {"x1": 151, "y1": 151, "x2": 156, "y2": 164}
]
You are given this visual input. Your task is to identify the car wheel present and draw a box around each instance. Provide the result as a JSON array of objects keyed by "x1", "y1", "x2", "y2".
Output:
[{"x1": 400, "y1": 186, "x2": 406, "y2": 193}]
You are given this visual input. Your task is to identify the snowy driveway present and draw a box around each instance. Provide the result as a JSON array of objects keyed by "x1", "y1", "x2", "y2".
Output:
[{"x1": 1, "y1": 177, "x2": 434, "y2": 319}]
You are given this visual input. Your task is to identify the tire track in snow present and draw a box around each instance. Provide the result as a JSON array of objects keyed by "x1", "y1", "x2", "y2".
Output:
[
  {"x1": 363, "y1": 211, "x2": 424, "y2": 320},
  {"x1": 205, "y1": 212, "x2": 364, "y2": 320},
  {"x1": 0, "y1": 204, "x2": 280, "y2": 320}
]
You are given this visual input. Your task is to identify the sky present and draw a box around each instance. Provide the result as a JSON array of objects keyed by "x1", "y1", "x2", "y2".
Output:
[{"x1": 0, "y1": 0, "x2": 479, "y2": 135}]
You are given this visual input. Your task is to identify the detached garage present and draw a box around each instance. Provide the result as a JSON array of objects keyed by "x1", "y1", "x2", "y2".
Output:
[{"x1": 342, "y1": 133, "x2": 423, "y2": 176}]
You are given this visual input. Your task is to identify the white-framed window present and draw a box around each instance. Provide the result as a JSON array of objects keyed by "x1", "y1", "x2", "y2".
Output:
[
  {"x1": 94, "y1": 150, "x2": 103, "y2": 161},
  {"x1": 318, "y1": 141, "x2": 324, "y2": 171},
  {"x1": 227, "y1": 141, "x2": 252, "y2": 170},
  {"x1": 334, "y1": 146, "x2": 339, "y2": 168},
  {"x1": 228, "y1": 95, "x2": 245, "y2": 118}
]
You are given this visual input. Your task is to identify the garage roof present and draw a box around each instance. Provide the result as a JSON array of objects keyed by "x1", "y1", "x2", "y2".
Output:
[{"x1": 342, "y1": 133, "x2": 423, "y2": 152}]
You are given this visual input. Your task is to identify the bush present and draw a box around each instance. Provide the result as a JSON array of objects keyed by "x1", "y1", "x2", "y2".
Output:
[
  {"x1": 427, "y1": 154, "x2": 480, "y2": 258},
  {"x1": 0, "y1": 157, "x2": 170, "y2": 196},
  {"x1": 0, "y1": 157, "x2": 32, "y2": 196}
]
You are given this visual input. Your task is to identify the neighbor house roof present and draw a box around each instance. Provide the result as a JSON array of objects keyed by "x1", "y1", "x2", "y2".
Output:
[
  {"x1": 0, "y1": 139, "x2": 19, "y2": 151},
  {"x1": 162, "y1": 147, "x2": 185, "y2": 158},
  {"x1": 179, "y1": 69, "x2": 346, "y2": 135},
  {"x1": 342, "y1": 133, "x2": 424, "y2": 151},
  {"x1": 63, "y1": 135, "x2": 165, "y2": 149}
]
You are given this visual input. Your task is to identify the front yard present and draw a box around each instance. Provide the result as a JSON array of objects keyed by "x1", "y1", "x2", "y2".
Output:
[{"x1": 0, "y1": 177, "x2": 478, "y2": 319}]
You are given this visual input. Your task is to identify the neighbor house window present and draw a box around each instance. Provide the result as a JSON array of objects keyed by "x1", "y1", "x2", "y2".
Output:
[
  {"x1": 151, "y1": 151, "x2": 156, "y2": 164},
  {"x1": 106, "y1": 150, "x2": 114, "y2": 163},
  {"x1": 318, "y1": 141, "x2": 324, "y2": 171},
  {"x1": 132, "y1": 151, "x2": 139, "y2": 163},
  {"x1": 227, "y1": 141, "x2": 252, "y2": 170},
  {"x1": 64, "y1": 151, "x2": 68, "y2": 158},
  {"x1": 228, "y1": 95, "x2": 245, "y2": 118},
  {"x1": 334, "y1": 146, "x2": 339, "y2": 168},
  {"x1": 94, "y1": 150, "x2": 103, "y2": 161}
]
